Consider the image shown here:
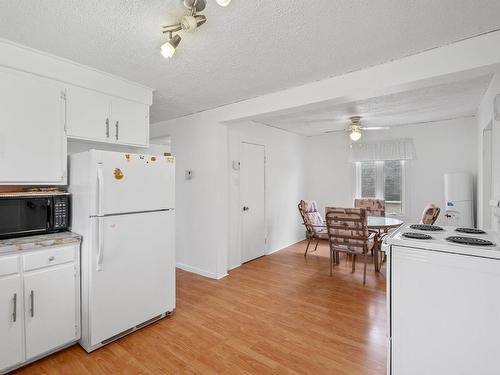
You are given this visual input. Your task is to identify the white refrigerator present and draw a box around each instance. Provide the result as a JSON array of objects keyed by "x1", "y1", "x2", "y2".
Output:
[{"x1": 69, "y1": 150, "x2": 175, "y2": 352}]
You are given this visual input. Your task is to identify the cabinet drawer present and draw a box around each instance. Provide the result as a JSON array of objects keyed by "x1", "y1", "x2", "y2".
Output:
[
  {"x1": 23, "y1": 246, "x2": 75, "y2": 271},
  {"x1": 0, "y1": 255, "x2": 19, "y2": 276}
]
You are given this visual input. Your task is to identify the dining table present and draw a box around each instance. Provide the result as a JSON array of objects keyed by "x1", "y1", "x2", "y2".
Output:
[{"x1": 367, "y1": 215, "x2": 404, "y2": 271}]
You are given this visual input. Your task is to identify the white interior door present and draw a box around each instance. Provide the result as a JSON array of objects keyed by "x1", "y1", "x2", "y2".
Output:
[
  {"x1": 89, "y1": 210, "x2": 175, "y2": 346},
  {"x1": 240, "y1": 143, "x2": 266, "y2": 263}
]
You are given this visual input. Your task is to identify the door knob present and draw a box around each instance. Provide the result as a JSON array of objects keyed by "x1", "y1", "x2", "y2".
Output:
[{"x1": 242, "y1": 206, "x2": 249, "y2": 211}]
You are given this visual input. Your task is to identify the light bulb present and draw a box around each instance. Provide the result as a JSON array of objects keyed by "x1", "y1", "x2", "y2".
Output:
[
  {"x1": 216, "y1": 0, "x2": 231, "y2": 6},
  {"x1": 160, "y1": 34, "x2": 181, "y2": 58},
  {"x1": 350, "y1": 129, "x2": 362, "y2": 141}
]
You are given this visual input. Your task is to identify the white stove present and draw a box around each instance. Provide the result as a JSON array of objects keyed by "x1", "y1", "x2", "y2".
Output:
[
  {"x1": 386, "y1": 223, "x2": 500, "y2": 259},
  {"x1": 384, "y1": 224, "x2": 500, "y2": 375}
]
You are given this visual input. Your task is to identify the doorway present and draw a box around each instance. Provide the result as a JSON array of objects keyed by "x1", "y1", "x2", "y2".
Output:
[{"x1": 240, "y1": 142, "x2": 266, "y2": 263}]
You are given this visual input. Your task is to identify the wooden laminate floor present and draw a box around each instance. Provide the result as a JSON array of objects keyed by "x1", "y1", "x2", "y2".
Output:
[{"x1": 13, "y1": 240, "x2": 387, "y2": 375}]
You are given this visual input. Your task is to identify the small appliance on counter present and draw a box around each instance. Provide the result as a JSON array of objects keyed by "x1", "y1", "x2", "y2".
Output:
[
  {"x1": 382, "y1": 223, "x2": 500, "y2": 375},
  {"x1": 0, "y1": 190, "x2": 70, "y2": 239}
]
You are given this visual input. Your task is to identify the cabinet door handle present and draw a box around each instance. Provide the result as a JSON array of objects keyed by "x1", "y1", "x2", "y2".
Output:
[
  {"x1": 115, "y1": 121, "x2": 119, "y2": 141},
  {"x1": 12, "y1": 293, "x2": 17, "y2": 322},
  {"x1": 105, "y1": 118, "x2": 110, "y2": 138},
  {"x1": 30, "y1": 290, "x2": 34, "y2": 318}
]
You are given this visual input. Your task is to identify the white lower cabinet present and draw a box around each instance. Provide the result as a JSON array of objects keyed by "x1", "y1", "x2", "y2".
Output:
[
  {"x1": 24, "y1": 263, "x2": 78, "y2": 360},
  {"x1": 0, "y1": 274, "x2": 23, "y2": 371},
  {"x1": 0, "y1": 244, "x2": 80, "y2": 374}
]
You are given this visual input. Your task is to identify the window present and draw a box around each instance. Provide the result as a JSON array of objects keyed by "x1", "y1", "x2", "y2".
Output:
[{"x1": 356, "y1": 160, "x2": 405, "y2": 215}]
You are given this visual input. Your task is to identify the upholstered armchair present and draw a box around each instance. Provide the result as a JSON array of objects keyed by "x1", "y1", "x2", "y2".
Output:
[
  {"x1": 325, "y1": 207, "x2": 376, "y2": 285},
  {"x1": 420, "y1": 204, "x2": 441, "y2": 225},
  {"x1": 298, "y1": 200, "x2": 328, "y2": 256}
]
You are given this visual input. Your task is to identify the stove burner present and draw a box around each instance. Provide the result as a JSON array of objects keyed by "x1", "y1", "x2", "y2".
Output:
[
  {"x1": 446, "y1": 236, "x2": 495, "y2": 246},
  {"x1": 402, "y1": 232, "x2": 432, "y2": 240},
  {"x1": 455, "y1": 228, "x2": 487, "y2": 235},
  {"x1": 409, "y1": 224, "x2": 444, "y2": 232}
]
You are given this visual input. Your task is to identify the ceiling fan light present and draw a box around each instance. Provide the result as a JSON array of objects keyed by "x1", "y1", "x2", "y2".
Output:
[
  {"x1": 216, "y1": 0, "x2": 232, "y2": 6},
  {"x1": 161, "y1": 34, "x2": 181, "y2": 58},
  {"x1": 350, "y1": 129, "x2": 362, "y2": 141}
]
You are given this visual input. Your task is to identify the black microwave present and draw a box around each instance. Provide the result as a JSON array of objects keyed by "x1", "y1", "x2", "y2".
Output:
[{"x1": 0, "y1": 194, "x2": 70, "y2": 239}]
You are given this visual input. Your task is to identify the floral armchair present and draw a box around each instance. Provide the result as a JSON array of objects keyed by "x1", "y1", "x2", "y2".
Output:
[
  {"x1": 420, "y1": 204, "x2": 441, "y2": 225},
  {"x1": 354, "y1": 198, "x2": 386, "y2": 217},
  {"x1": 298, "y1": 200, "x2": 328, "y2": 256}
]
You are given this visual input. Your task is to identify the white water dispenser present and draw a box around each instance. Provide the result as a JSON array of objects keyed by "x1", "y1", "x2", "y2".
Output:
[{"x1": 444, "y1": 172, "x2": 474, "y2": 228}]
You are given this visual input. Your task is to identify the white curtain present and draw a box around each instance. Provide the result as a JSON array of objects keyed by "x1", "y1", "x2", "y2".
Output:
[{"x1": 349, "y1": 138, "x2": 416, "y2": 162}]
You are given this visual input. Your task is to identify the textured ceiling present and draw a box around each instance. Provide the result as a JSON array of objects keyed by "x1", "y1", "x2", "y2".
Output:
[
  {"x1": 0, "y1": 1, "x2": 500, "y2": 122},
  {"x1": 252, "y1": 74, "x2": 493, "y2": 136}
]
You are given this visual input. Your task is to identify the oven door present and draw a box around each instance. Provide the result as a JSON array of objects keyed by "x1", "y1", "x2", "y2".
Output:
[{"x1": 0, "y1": 197, "x2": 51, "y2": 238}]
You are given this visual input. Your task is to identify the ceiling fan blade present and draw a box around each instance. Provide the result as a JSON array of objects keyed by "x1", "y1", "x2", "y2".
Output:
[
  {"x1": 323, "y1": 128, "x2": 350, "y2": 134},
  {"x1": 361, "y1": 127, "x2": 390, "y2": 131}
]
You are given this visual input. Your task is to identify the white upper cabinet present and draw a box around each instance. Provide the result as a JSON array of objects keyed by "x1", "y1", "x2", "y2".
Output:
[
  {"x1": 0, "y1": 67, "x2": 66, "y2": 185},
  {"x1": 65, "y1": 86, "x2": 149, "y2": 147},
  {"x1": 65, "y1": 86, "x2": 111, "y2": 143},
  {"x1": 111, "y1": 97, "x2": 149, "y2": 146}
]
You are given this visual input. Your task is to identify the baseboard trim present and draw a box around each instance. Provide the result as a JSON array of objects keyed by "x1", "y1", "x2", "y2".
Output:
[
  {"x1": 176, "y1": 263, "x2": 218, "y2": 279},
  {"x1": 267, "y1": 238, "x2": 306, "y2": 255}
]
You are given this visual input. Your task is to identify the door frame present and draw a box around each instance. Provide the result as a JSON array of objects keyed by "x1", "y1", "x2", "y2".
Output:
[
  {"x1": 239, "y1": 141, "x2": 267, "y2": 264},
  {"x1": 482, "y1": 123, "x2": 493, "y2": 229}
]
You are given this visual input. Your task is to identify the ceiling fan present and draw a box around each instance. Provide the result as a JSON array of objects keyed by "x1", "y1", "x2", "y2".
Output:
[{"x1": 324, "y1": 116, "x2": 389, "y2": 141}]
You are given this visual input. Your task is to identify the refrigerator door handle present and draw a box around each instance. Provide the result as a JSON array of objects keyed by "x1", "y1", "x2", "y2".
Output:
[
  {"x1": 96, "y1": 217, "x2": 104, "y2": 271},
  {"x1": 97, "y1": 165, "x2": 104, "y2": 216}
]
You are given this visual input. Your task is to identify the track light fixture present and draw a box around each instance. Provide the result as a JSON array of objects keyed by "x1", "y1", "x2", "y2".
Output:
[
  {"x1": 161, "y1": 33, "x2": 182, "y2": 58},
  {"x1": 161, "y1": 0, "x2": 230, "y2": 58}
]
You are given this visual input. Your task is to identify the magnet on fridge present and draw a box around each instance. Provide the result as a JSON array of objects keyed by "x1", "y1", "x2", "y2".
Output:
[
  {"x1": 114, "y1": 168, "x2": 124, "y2": 180},
  {"x1": 151, "y1": 156, "x2": 157, "y2": 161},
  {"x1": 125, "y1": 154, "x2": 131, "y2": 161}
]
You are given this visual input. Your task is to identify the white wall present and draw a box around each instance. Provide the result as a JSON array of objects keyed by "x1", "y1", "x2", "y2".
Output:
[
  {"x1": 305, "y1": 118, "x2": 478, "y2": 225},
  {"x1": 150, "y1": 117, "x2": 229, "y2": 279},
  {"x1": 150, "y1": 32, "x2": 500, "y2": 279},
  {"x1": 477, "y1": 73, "x2": 500, "y2": 230},
  {"x1": 227, "y1": 122, "x2": 307, "y2": 270}
]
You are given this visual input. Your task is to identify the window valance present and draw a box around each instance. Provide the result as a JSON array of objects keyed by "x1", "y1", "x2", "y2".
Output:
[{"x1": 349, "y1": 138, "x2": 416, "y2": 162}]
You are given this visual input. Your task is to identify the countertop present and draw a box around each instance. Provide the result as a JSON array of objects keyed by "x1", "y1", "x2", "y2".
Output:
[{"x1": 0, "y1": 231, "x2": 81, "y2": 254}]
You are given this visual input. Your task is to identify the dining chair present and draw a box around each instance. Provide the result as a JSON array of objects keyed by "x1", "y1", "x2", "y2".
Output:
[
  {"x1": 298, "y1": 200, "x2": 328, "y2": 256},
  {"x1": 325, "y1": 207, "x2": 376, "y2": 285},
  {"x1": 354, "y1": 198, "x2": 386, "y2": 217},
  {"x1": 420, "y1": 204, "x2": 441, "y2": 225}
]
